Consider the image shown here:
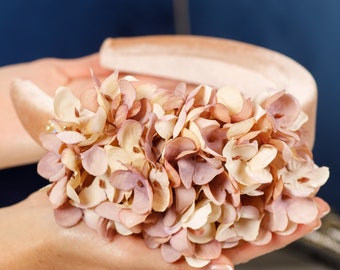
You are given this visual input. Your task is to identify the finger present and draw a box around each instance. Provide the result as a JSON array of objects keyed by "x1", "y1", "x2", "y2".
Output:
[{"x1": 52, "y1": 53, "x2": 112, "y2": 79}]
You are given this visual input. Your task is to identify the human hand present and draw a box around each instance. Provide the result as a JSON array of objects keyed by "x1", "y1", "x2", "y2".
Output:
[
  {"x1": 0, "y1": 187, "x2": 329, "y2": 270},
  {"x1": 0, "y1": 54, "x2": 111, "y2": 169}
]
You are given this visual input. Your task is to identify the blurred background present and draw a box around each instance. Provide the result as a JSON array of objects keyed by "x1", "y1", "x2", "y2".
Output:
[{"x1": 0, "y1": 0, "x2": 339, "y2": 268}]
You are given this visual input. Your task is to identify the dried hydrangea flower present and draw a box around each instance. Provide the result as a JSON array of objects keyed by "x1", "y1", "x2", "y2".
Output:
[{"x1": 37, "y1": 72, "x2": 329, "y2": 268}]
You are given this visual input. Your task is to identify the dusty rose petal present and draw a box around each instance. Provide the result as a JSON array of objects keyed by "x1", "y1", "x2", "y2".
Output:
[
  {"x1": 95, "y1": 202, "x2": 121, "y2": 221},
  {"x1": 119, "y1": 209, "x2": 148, "y2": 228},
  {"x1": 81, "y1": 145, "x2": 108, "y2": 176},
  {"x1": 80, "y1": 88, "x2": 99, "y2": 112},
  {"x1": 170, "y1": 228, "x2": 195, "y2": 256},
  {"x1": 175, "y1": 185, "x2": 196, "y2": 214},
  {"x1": 96, "y1": 217, "x2": 115, "y2": 241},
  {"x1": 194, "y1": 240, "x2": 221, "y2": 260},
  {"x1": 286, "y1": 197, "x2": 318, "y2": 224},
  {"x1": 49, "y1": 176, "x2": 68, "y2": 207},
  {"x1": 54, "y1": 201, "x2": 83, "y2": 228},
  {"x1": 37, "y1": 152, "x2": 65, "y2": 182},
  {"x1": 161, "y1": 243, "x2": 183, "y2": 263}
]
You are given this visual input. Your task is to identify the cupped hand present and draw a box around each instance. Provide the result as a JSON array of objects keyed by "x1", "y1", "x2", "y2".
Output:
[
  {"x1": 0, "y1": 186, "x2": 330, "y2": 270},
  {"x1": 0, "y1": 54, "x2": 111, "y2": 169}
]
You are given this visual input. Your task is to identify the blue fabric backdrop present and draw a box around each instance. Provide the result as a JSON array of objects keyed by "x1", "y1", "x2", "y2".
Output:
[{"x1": 0, "y1": 0, "x2": 339, "y2": 212}]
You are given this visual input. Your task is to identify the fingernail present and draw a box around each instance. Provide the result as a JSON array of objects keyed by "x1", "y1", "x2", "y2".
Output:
[
  {"x1": 321, "y1": 207, "x2": 331, "y2": 219},
  {"x1": 208, "y1": 264, "x2": 234, "y2": 270},
  {"x1": 313, "y1": 220, "x2": 322, "y2": 231}
]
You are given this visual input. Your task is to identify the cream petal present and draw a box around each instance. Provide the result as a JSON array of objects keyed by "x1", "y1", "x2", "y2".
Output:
[
  {"x1": 183, "y1": 200, "x2": 212, "y2": 230},
  {"x1": 226, "y1": 117, "x2": 255, "y2": 139},
  {"x1": 105, "y1": 145, "x2": 132, "y2": 171},
  {"x1": 86, "y1": 107, "x2": 107, "y2": 134},
  {"x1": 248, "y1": 144, "x2": 277, "y2": 171},
  {"x1": 184, "y1": 257, "x2": 211, "y2": 268},
  {"x1": 149, "y1": 167, "x2": 171, "y2": 212},
  {"x1": 61, "y1": 148, "x2": 78, "y2": 173},
  {"x1": 81, "y1": 145, "x2": 108, "y2": 176},
  {"x1": 117, "y1": 119, "x2": 143, "y2": 149},
  {"x1": 78, "y1": 177, "x2": 107, "y2": 208},
  {"x1": 100, "y1": 71, "x2": 119, "y2": 98},
  {"x1": 215, "y1": 224, "x2": 237, "y2": 242},
  {"x1": 187, "y1": 223, "x2": 216, "y2": 244},
  {"x1": 54, "y1": 86, "x2": 81, "y2": 122},
  {"x1": 155, "y1": 116, "x2": 177, "y2": 140},
  {"x1": 233, "y1": 218, "x2": 262, "y2": 242},
  {"x1": 114, "y1": 221, "x2": 133, "y2": 236},
  {"x1": 251, "y1": 228, "x2": 272, "y2": 245},
  {"x1": 83, "y1": 209, "x2": 100, "y2": 230},
  {"x1": 216, "y1": 86, "x2": 244, "y2": 115}
]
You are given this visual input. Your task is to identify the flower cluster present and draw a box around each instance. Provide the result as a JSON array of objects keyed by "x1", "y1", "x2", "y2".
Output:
[{"x1": 37, "y1": 71, "x2": 329, "y2": 268}]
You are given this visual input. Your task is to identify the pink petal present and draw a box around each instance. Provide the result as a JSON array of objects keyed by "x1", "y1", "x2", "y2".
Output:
[
  {"x1": 81, "y1": 145, "x2": 108, "y2": 176},
  {"x1": 175, "y1": 185, "x2": 196, "y2": 214},
  {"x1": 160, "y1": 243, "x2": 183, "y2": 263},
  {"x1": 170, "y1": 228, "x2": 195, "y2": 256},
  {"x1": 49, "y1": 176, "x2": 68, "y2": 207},
  {"x1": 57, "y1": 131, "x2": 86, "y2": 144},
  {"x1": 194, "y1": 240, "x2": 222, "y2": 260},
  {"x1": 286, "y1": 197, "x2": 318, "y2": 224},
  {"x1": 95, "y1": 202, "x2": 121, "y2": 221},
  {"x1": 37, "y1": 152, "x2": 65, "y2": 182},
  {"x1": 54, "y1": 201, "x2": 82, "y2": 228}
]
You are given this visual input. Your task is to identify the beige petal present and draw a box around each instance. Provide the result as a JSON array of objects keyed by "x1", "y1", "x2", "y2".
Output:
[
  {"x1": 105, "y1": 145, "x2": 132, "y2": 171},
  {"x1": 149, "y1": 167, "x2": 171, "y2": 212},
  {"x1": 226, "y1": 117, "x2": 255, "y2": 139},
  {"x1": 183, "y1": 200, "x2": 212, "y2": 230},
  {"x1": 216, "y1": 86, "x2": 243, "y2": 115},
  {"x1": 248, "y1": 144, "x2": 277, "y2": 171},
  {"x1": 184, "y1": 257, "x2": 211, "y2": 268},
  {"x1": 78, "y1": 177, "x2": 107, "y2": 208},
  {"x1": 100, "y1": 71, "x2": 119, "y2": 98},
  {"x1": 187, "y1": 223, "x2": 216, "y2": 244},
  {"x1": 85, "y1": 107, "x2": 107, "y2": 134},
  {"x1": 233, "y1": 218, "x2": 262, "y2": 242},
  {"x1": 54, "y1": 86, "x2": 81, "y2": 122}
]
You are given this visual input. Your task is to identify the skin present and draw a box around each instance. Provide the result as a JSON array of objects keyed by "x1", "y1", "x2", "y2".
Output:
[{"x1": 0, "y1": 54, "x2": 330, "y2": 269}]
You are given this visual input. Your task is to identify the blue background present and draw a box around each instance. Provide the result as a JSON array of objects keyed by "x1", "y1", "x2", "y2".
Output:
[{"x1": 0, "y1": 0, "x2": 339, "y2": 212}]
